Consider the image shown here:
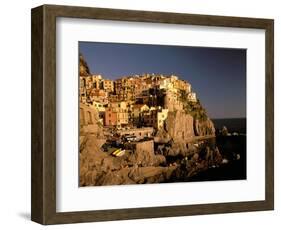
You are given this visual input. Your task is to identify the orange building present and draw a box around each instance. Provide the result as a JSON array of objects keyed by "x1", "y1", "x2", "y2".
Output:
[{"x1": 104, "y1": 107, "x2": 117, "y2": 126}]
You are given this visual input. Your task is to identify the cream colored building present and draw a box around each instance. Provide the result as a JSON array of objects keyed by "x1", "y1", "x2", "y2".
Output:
[
  {"x1": 157, "y1": 109, "x2": 168, "y2": 129},
  {"x1": 90, "y1": 75, "x2": 103, "y2": 89},
  {"x1": 116, "y1": 111, "x2": 129, "y2": 127},
  {"x1": 187, "y1": 92, "x2": 197, "y2": 102}
]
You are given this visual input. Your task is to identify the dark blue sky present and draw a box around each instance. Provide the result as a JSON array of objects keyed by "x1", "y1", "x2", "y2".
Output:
[{"x1": 79, "y1": 42, "x2": 246, "y2": 119}]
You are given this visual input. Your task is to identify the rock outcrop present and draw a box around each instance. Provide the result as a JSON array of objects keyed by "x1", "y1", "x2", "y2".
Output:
[
  {"x1": 80, "y1": 135, "x2": 176, "y2": 186},
  {"x1": 165, "y1": 110, "x2": 194, "y2": 142},
  {"x1": 80, "y1": 103, "x2": 104, "y2": 137},
  {"x1": 79, "y1": 54, "x2": 90, "y2": 76},
  {"x1": 128, "y1": 147, "x2": 166, "y2": 167},
  {"x1": 194, "y1": 118, "x2": 216, "y2": 136}
]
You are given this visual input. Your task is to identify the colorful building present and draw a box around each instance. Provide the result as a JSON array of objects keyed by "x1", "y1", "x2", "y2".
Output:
[
  {"x1": 105, "y1": 102, "x2": 129, "y2": 128},
  {"x1": 104, "y1": 107, "x2": 118, "y2": 126}
]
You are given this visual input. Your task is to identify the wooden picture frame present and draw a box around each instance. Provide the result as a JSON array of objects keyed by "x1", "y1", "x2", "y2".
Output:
[{"x1": 31, "y1": 4, "x2": 274, "y2": 225}]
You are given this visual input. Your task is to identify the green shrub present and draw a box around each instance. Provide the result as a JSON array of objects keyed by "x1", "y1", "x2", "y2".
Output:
[{"x1": 179, "y1": 90, "x2": 208, "y2": 121}]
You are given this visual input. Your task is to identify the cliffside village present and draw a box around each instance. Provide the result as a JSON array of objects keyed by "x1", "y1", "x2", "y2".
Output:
[
  {"x1": 79, "y1": 55, "x2": 228, "y2": 186},
  {"x1": 80, "y1": 73, "x2": 197, "y2": 139}
]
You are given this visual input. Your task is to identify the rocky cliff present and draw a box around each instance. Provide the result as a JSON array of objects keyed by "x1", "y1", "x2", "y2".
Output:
[
  {"x1": 165, "y1": 110, "x2": 194, "y2": 141},
  {"x1": 179, "y1": 92, "x2": 216, "y2": 137},
  {"x1": 159, "y1": 96, "x2": 215, "y2": 142},
  {"x1": 153, "y1": 94, "x2": 216, "y2": 157},
  {"x1": 194, "y1": 118, "x2": 216, "y2": 136}
]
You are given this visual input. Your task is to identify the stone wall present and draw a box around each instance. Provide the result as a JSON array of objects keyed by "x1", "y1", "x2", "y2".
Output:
[{"x1": 135, "y1": 140, "x2": 154, "y2": 155}]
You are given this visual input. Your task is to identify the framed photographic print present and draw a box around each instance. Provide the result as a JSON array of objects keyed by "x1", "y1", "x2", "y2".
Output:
[{"x1": 31, "y1": 4, "x2": 274, "y2": 225}]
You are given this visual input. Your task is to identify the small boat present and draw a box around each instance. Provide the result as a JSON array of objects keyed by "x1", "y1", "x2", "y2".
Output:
[
  {"x1": 111, "y1": 148, "x2": 126, "y2": 157},
  {"x1": 116, "y1": 150, "x2": 126, "y2": 157}
]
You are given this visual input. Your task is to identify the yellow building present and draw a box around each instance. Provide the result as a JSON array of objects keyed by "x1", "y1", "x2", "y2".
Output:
[{"x1": 90, "y1": 101, "x2": 106, "y2": 112}]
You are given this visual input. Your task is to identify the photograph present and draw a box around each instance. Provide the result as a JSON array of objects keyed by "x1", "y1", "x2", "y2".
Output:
[{"x1": 79, "y1": 42, "x2": 247, "y2": 187}]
